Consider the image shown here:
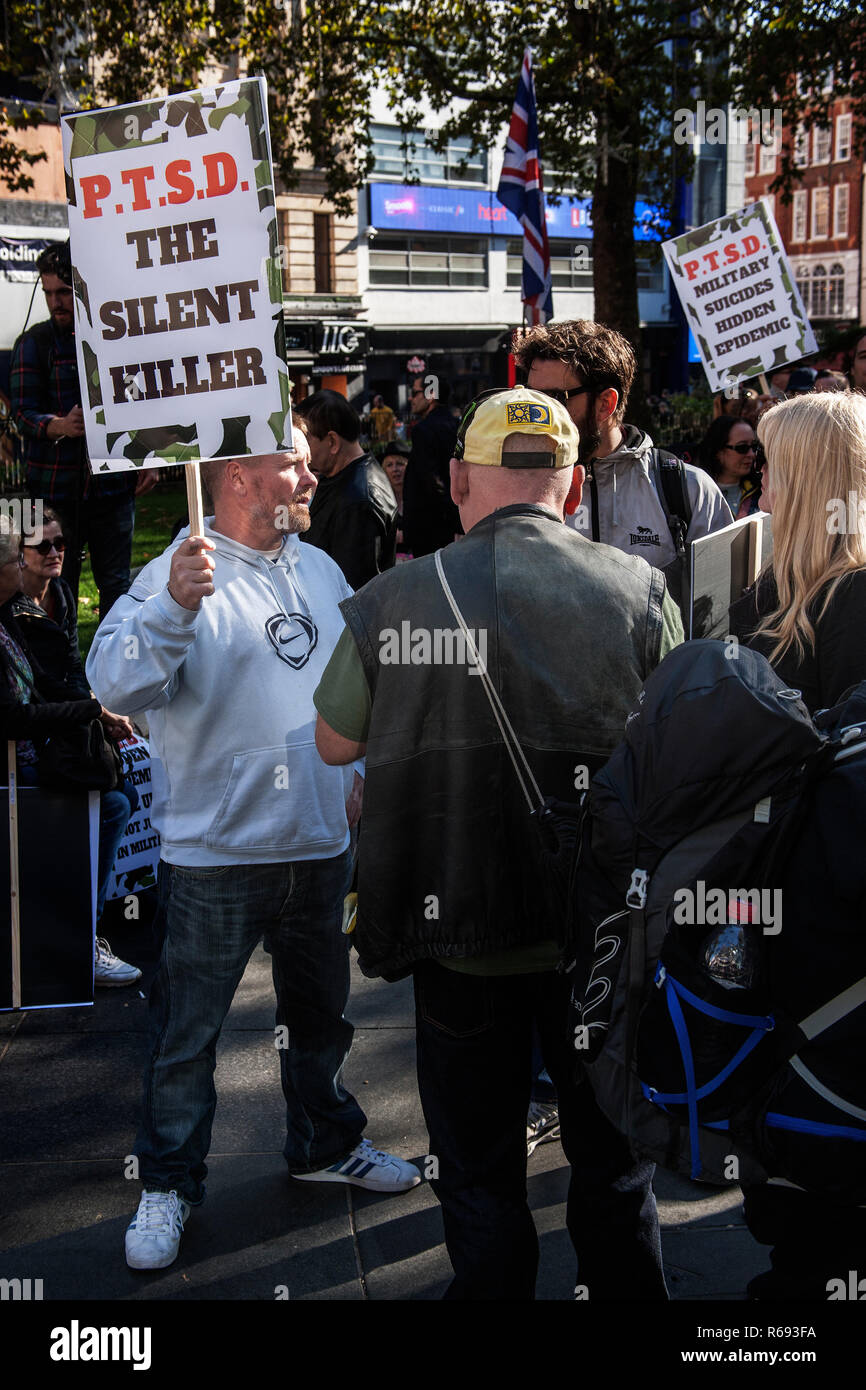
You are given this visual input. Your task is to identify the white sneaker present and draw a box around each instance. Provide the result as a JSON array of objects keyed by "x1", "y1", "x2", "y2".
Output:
[
  {"x1": 125, "y1": 1189, "x2": 190, "y2": 1270},
  {"x1": 526, "y1": 1100, "x2": 561, "y2": 1155},
  {"x1": 292, "y1": 1138, "x2": 422, "y2": 1193},
  {"x1": 95, "y1": 937, "x2": 142, "y2": 987}
]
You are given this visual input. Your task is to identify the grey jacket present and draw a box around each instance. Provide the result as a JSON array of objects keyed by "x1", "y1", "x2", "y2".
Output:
[{"x1": 567, "y1": 424, "x2": 733, "y2": 567}]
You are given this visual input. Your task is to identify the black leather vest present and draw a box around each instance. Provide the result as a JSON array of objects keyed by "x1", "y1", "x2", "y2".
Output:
[{"x1": 341, "y1": 504, "x2": 666, "y2": 980}]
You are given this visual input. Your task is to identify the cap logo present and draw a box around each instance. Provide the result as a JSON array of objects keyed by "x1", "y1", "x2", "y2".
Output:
[{"x1": 506, "y1": 401, "x2": 551, "y2": 427}]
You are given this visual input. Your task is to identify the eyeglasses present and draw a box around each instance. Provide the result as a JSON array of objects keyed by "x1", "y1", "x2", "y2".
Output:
[
  {"x1": 724, "y1": 441, "x2": 756, "y2": 455},
  {"x1": 536, "y1": 385, "x2": 592, "y2": 406},
  {"x1": 24, "y1": 537, "x2": 66, "y2": 555}
]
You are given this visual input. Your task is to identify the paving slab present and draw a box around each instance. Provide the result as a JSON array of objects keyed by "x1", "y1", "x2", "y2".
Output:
[
  {"x1": 0, "y1": 1156, "x2": 361, "y2": 1300},
  {"x1": 0, "y1": 942, "x2": 771, "y2": 1302}
]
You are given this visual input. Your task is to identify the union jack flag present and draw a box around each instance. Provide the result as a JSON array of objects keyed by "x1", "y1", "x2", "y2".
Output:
[{"x1": 496, "y1": 47, "x2": 553, "y2": 326}]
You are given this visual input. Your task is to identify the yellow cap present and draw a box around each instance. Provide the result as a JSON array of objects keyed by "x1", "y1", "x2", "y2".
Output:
[{"x1": 455, "y1": 387, "x2": 580, "y2": 469}]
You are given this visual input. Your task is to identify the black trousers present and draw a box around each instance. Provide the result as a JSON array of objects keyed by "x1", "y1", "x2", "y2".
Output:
[
  {"x1": 744, "y1": 1182, "x2": 866, "y2": 1300},
  {"x1": 413, "y1": 961, "x2": 669, "y2": 1301},
  {"x1": 59, "y1": 493, "x2": 135, "y2": 618}
]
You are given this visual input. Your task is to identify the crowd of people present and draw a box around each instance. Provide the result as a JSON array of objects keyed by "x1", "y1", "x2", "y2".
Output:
[{"x1": 4, "y1": 242, "x2": 866, "y2": 1300}]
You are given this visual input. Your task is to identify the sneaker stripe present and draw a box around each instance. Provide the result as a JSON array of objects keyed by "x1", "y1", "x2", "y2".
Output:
[{"x1": 338, "y1": 1158, "x2": 365, "y2": 1175}]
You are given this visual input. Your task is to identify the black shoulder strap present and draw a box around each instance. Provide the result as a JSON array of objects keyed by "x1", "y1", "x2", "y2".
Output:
[{"x1": 650, "y1": 448, "x2": 693, "y2": 535}]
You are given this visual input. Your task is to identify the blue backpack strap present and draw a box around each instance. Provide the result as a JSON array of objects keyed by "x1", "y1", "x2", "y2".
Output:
[{"x1": 644, "y1": 970, "x2": 775, "y2": 1179}]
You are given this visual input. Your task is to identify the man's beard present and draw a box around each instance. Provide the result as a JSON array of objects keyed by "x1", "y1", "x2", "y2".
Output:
[
  {"x1": 283, "y1": 500, "x2": 312, "y2": 534},
  {"x1": 578, "y1": 423, "x2": 601, "y2": 466}
]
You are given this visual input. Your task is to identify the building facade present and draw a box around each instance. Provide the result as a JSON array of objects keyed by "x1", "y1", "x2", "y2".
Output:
[
  {"x1": 358, "y1": 93, "x2": 676, "y2": 416},
  {"x1": 744, "y1": 86, "x2": 862, "y2": 338},
  {"x1": 275, "y1": 168, "x2": 367, "y2": 405}
]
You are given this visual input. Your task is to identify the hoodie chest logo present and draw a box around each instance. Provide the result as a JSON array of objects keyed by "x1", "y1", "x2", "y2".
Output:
[
  {"x1": 265, "y1": 613, "x2": 318, "y2": 669},
  {"x1": 629, "y1": 524, "x2": 662, "y2": 547}
]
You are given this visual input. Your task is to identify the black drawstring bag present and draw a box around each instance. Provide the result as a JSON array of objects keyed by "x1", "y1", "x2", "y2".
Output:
[{"x1": 39, "y1": 720, "x2": 123, "y2": 793}]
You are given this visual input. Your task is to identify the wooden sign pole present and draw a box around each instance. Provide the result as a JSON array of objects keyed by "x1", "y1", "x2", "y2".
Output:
[
  {"x1": 758, "y1": 373, "x2": 771, "y2": 395},
  {"x1": 8, "y1": 740, "x2": 21, "y2": 1009},
  {"x1": 184, "y1": 462, "x2": 205, "y2": 539}
]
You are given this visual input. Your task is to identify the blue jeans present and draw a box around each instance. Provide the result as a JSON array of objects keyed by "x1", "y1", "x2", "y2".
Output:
[
  {"x1": 414, "y1": 961, "x2": 668, "y2": 1301},
  {"x1": 97, "y1": 782, "x2": 135, "y2": 921},
  {"x1": 135, "y1": 852, "x2": 366, "y2": 1204}
]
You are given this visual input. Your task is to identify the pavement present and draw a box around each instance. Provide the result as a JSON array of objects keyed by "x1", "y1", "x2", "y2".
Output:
[{"x1": 0, "y1": 911, "x2": 770, "y2": 1303}]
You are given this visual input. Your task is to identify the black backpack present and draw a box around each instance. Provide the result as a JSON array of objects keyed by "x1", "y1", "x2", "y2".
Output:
[{"x1": 568, "y1": 640, "x2": 866, "y2": 1199}]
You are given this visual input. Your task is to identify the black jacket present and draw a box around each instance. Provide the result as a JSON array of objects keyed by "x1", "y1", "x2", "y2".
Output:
[
  {"x1": 402, "y1": 404, "x2": 460, "y2": 557},
  {"x1": 340, "y1": 504, "x2": 669, "y2": 980},
  {"x1": 729, "y1": 568, "x2": 866, "y2": 713},
  {"x1": 9, "y1": 578, "x2": 89, "y2": 700},
  {"x1": 302, "y1": 453, "x2": 397, "y2": 589},
  {"x1": 0, "y1": 604, "x2": 99, "y2": 744}
]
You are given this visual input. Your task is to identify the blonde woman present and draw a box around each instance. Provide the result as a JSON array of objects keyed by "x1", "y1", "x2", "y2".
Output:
[
  {"x1": 727, "y1": 389, "x2": 866, "y2": 1299},
  {"x1": 729, "y1": 390, "x2": 866, "y2": 712}
]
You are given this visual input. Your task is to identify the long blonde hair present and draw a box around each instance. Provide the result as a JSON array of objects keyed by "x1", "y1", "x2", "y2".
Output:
[{"x1": 754, "y1": 391, "x2": 866, "y2": 662}]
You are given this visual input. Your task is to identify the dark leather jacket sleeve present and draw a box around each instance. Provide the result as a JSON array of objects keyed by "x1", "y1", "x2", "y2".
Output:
[{"x1": 327, "y1": 500, "x2": 396, "y2": 591}]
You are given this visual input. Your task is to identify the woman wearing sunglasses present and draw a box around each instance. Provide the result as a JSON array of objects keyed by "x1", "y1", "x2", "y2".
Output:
[
  {"x1": 1, "y1": 510, "x2": 141, "y2": 986},
  {"x1": 698, "y1": 415, "x2": 762, "y2": 519}
]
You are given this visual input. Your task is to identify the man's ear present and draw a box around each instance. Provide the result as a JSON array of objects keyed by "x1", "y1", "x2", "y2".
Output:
[
  {"x1": 564, "y1": 465, "x2": 586, "y2": 516},
  {"x1": 450, "y1": 457, "x2": 469, "y2": 508},
  {"x1": 224, "y1": 458, "x2": 249, "y2": 496},
  {"x1": 595, "y1": 387, "x2": 619, "y2": 427}
]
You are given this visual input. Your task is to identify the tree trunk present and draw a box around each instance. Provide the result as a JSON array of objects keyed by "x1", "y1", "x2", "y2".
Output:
[{"x1": 591, "y1": 127, "x2": 650, "y2": 430}]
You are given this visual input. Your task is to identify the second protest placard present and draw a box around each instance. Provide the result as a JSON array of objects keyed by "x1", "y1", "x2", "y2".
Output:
[{"x1": 663, "y1": 200, "x2": 817, "y2": 394}]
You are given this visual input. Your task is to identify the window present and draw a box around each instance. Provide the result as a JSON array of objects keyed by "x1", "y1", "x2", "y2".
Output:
[
  {"x1": 758, "y1": 138, "x2": 777, "y2": 176},
  {"x1": 792, "y1": 189, "x2": 808, "y2": 241},
  {"x1": 834, "y1": 183, "x2": 849, "y2": 238},
  {"x1": 313, "y1": 213, "x2": 333, "y2": 293},
  {"x1": 762, "y1": 193, "x2": 775, "y2": 222},
  {"x1": 277, "y1": 209, "x2": 291, "y2": 293},
  {"x1": 794, "y1": 124, "x2": 809, "y2": 167},
  {"x1": 744, "y1": 141, "x2": 756, "y2": 177},
  {"x1": 811, "y1": 264, "x2": 827, "y2": 317},
  {"x1": 368, "y1": 234, "x2": 488, "y2": 288},
  {"x1": 796, "y1": 269, "x2": 810, "y2": 314},
  {"x1": 828, "y1": 263, "x2": 845, "y2": 316},
  {"x1": 370, "y1": 124, "x2": 487, "y2": 184},
  {"x1": 505, "y1": 240, "x2": 663, "y2": 292},
  {"x1": 813, "y1": 125, "x2": 831, "y2": 164},
  {"x1": 811, "y1": 187, "x2": 830, "y2": 239},
  {"x1": 835, "y1": 113, "x2": 852, "y2": 161}
]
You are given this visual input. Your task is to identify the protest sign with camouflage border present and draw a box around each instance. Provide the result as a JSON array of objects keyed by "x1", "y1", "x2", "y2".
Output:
[
  {"x1": 61, "y1": 78, "x2": 291, "y2": 473},
  {"x1": 662, "y1": 200, "x2": 817, "y2": 394}
]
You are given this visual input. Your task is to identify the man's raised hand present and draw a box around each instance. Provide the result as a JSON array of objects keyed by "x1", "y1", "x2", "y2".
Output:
[{"x1": 167, "y1": 536, "x2": 216, "y2": 611}]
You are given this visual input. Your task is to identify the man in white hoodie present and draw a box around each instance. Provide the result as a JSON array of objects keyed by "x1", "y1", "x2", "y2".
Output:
[
  {"x1": 515, "y1": 320, "x2": 732, "y2": 571},
  {"x1": 87, "y1": 435, "x2": 420, "y2": 1273}
]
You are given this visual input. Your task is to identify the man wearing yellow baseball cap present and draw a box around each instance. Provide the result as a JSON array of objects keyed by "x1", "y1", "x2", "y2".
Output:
[{"x1": 312, "y1": 385, "x2": 682, "y2": 1301}]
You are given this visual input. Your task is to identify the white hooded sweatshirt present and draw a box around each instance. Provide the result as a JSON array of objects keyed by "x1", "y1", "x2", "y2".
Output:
[
  {"x1": 566, "y1": 425, "x2": 732, "y2": 566},
  {"x1": 86, "y1": 520, "x2": 358, "y2": 867}
]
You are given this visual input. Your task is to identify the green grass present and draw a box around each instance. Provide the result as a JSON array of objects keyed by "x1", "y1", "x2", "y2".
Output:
[{"x1": 78, "y1": 486, "x2": 188, "y2": 658}]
